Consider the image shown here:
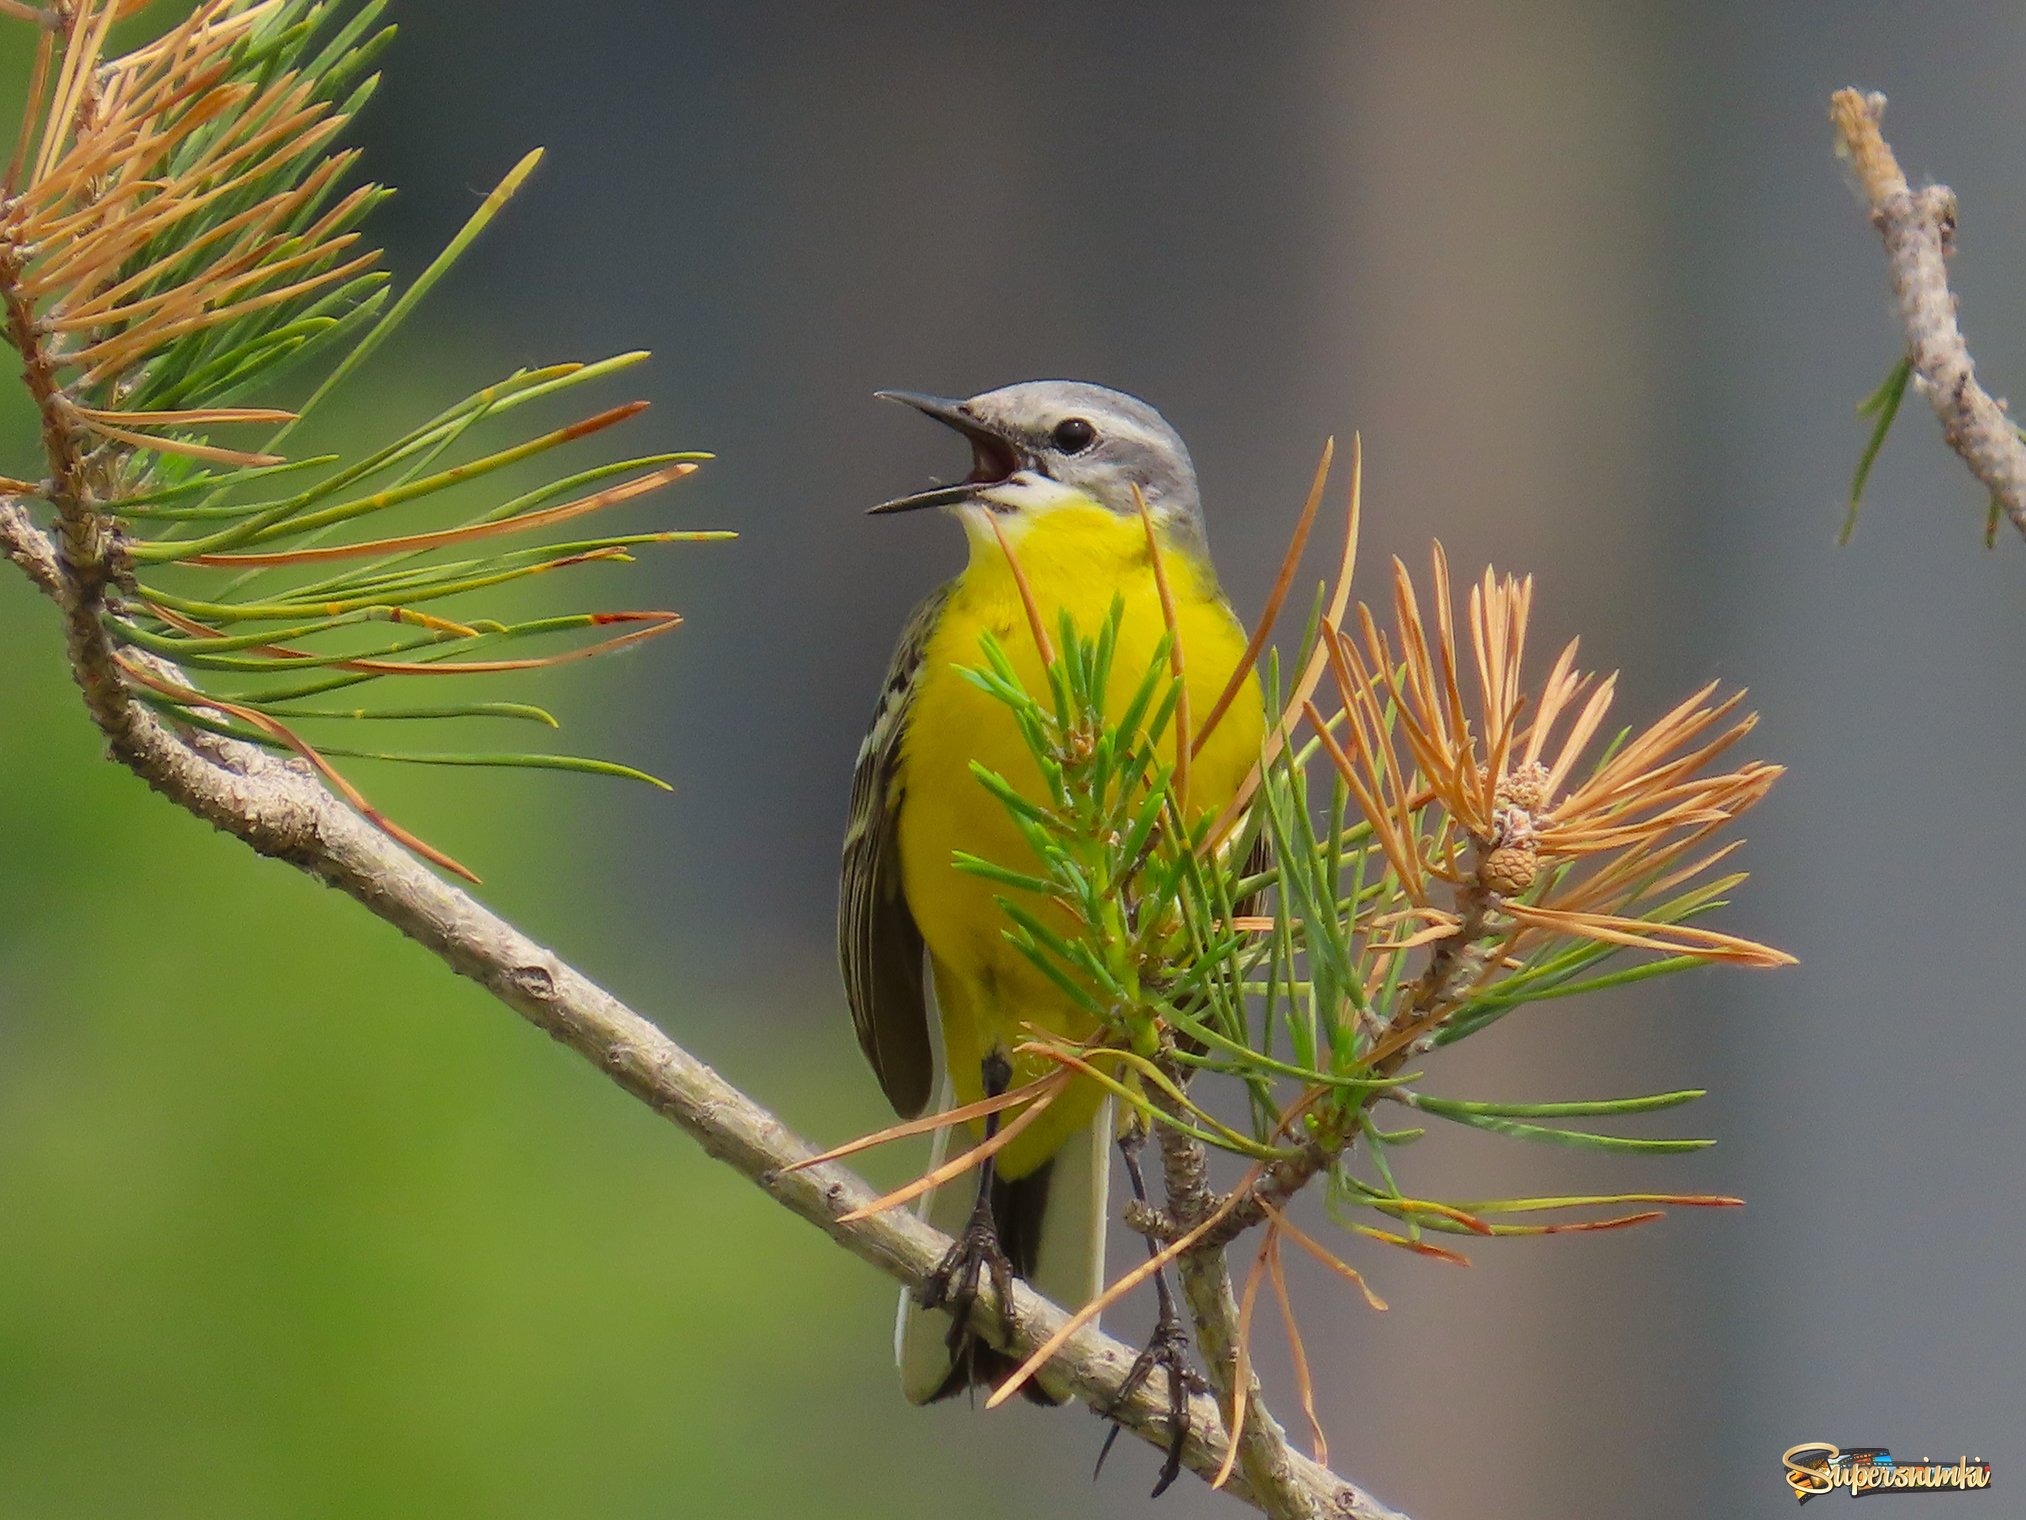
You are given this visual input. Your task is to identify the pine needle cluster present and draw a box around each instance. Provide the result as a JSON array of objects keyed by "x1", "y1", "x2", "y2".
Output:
[{"x1": 0, "y1": 1, "x2": 724, "y2": 879}]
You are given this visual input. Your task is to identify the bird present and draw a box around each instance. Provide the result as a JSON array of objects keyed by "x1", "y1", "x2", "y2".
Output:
[{"x1": 838, "y1": 380, "x2": 1266, "y2": 1418}]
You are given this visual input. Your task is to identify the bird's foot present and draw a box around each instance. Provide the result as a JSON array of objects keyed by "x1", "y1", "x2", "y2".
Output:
[
  {"x1": 1094, "y1": 1310, "x2": 1206, "y2": 1497},
  {"x1": 919, "y1": 1211, "x2": 1016, "y2": 1358}
]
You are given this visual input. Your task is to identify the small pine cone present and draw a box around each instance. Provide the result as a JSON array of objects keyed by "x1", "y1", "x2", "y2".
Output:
[
  {"x1": 1478, "y1": 801, "x2": 1540, "y2": 895},
  {"x1": 1479, "y1": 836, "x2": 1538, "y2": 896}
]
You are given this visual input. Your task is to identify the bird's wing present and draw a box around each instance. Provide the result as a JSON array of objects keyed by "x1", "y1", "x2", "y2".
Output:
[{"x1": 838, "y1": 582, "x2": 951, "y2": 1118}]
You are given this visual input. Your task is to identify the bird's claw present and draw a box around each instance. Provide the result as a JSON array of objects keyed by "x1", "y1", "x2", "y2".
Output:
[
  {"x1": 920, "y1": 1213, "x2": 1015, "y2": 1355},
  {"x1": 1094, "y1": 1315, "x2": 1205, "y2": 1497}
]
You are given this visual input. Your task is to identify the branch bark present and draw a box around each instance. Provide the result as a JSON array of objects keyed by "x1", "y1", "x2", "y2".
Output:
[
  {"x1": 1831, "y1": 87, "x2": 2026, "y2": 541},
  {"x1": 0, "y1": 498, "x2": 59, "y2": 597},
  {"x1": 1, "y1": 514, "x2": 1409, "y2": 1520},
  {"x1": 1152, "y1": 1095, "x2": 1331, "y2": 1520}
]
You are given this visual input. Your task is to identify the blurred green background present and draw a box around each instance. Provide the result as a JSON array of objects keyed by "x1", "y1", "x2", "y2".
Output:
[{"x1": 7, "y1": 4, "x2": 2026, "y2": 1519}]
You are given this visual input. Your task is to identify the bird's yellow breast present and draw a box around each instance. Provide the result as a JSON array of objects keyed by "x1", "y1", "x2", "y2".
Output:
[{"x1": 895, "y1": 501, "x2": 1264, "y2": 1175}]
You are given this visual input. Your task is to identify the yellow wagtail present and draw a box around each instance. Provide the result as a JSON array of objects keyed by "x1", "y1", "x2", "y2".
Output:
[{"x1": 839, "y1": 381, "x2": 1265, "y2": 1412}]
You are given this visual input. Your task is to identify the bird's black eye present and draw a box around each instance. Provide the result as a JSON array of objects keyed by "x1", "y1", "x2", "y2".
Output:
[{"x1": 1051, "y1": 416, "x2": 1097, "y2": 454}]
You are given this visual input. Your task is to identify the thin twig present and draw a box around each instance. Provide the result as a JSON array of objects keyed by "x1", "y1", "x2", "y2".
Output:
[
  {"x1": 1149, "y1": 1082, "x2": 1329, "y2": 1520},
  {"x1": 0, "y1": 231, "x2": 131, "y2": 744},
  {"x1": 1830, "y1": 87, "x2": 2026, "y2": 541},
  {"x1": 1197, "y1": 840, "x2": 1502, "y2": 1253}
]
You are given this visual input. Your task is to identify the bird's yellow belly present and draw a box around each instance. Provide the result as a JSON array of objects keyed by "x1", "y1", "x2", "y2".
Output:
[{"x1": 895, "y1": 505, "x2": 1264, "y2": 1177}]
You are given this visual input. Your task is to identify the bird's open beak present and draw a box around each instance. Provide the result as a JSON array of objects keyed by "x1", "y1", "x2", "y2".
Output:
[{"x1": 868, "y1": 390, "x2": 1024, "y2": 514}]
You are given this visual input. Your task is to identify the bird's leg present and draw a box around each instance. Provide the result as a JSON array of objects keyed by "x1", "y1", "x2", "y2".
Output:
[
  {"x1": 1095, "y1": 1112, "x2": 1204, "y2": 1498},
  {"x1": 918, "y1": 1050, "x2": 1017, "y2": 1378}
]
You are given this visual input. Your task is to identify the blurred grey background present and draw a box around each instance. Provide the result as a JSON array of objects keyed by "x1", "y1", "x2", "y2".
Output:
[{"x1": 7, "y1": 3, "x2": 2026, "y2": 1518}]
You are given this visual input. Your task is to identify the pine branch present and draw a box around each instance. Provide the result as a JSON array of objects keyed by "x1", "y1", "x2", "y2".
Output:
[{"x1": 0, "y1": 538, "x2": 1407, "y2": 1519}]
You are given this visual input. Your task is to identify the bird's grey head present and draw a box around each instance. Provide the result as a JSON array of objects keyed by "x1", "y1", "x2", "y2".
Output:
[{"x1": 869, "y1": 380, "x2": 1206, "y2": 552}]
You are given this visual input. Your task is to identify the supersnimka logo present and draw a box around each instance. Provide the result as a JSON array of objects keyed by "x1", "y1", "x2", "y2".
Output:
[{"x1": 1783, "y1": 1444, "x2": 1993, "y2": 1503}]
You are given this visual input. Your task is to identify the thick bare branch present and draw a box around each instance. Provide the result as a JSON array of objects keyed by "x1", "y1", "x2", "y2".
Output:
[
  {"x1": 0, "y1": 522, "x2": 1408, "y2": 1520},
  {"x1": 1831, "y1": 87, "x2": 2026, "y2": 541}
]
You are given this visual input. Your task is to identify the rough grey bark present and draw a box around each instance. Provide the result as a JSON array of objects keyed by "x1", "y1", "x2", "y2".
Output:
[{"x1": 1832, "y1": 87, "x2": 2026, "y2": 540}]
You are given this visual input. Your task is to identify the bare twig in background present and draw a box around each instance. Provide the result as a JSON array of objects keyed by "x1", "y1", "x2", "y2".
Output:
[
  {"x1": 1831, "y1": 87, "x2": 2026, "y2": 541},
  {"x1": 0, "y1": 534, "x2": 1408, "y2": 1520}
]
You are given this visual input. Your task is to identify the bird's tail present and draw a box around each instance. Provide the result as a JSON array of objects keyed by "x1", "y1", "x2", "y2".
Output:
[{"x1": 895, "y1": 1088, "x2": 1112, "y2": 1404}]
